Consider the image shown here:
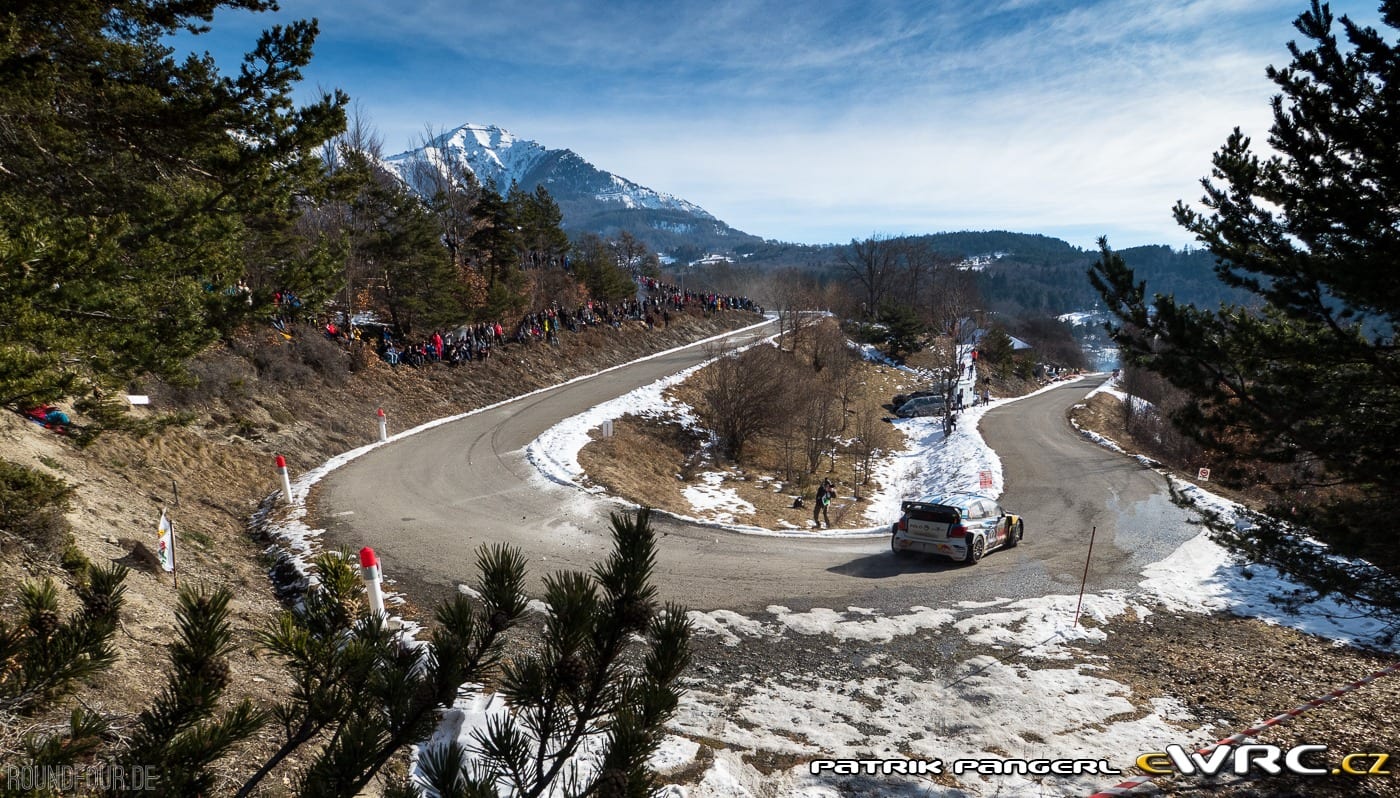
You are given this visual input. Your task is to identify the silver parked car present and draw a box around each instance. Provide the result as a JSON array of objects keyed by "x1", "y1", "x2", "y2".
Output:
[
  {"x1": 890, "y1": 492, "x2": 1024, "y2": 564},
  {"x1": 895, "y1": 394, "x2": 948, "y2": 418}
]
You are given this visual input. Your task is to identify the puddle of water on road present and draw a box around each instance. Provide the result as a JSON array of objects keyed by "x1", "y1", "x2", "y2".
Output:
[{"x1": 1104, "y1": 490, "x2": 1201, "y2": 567}]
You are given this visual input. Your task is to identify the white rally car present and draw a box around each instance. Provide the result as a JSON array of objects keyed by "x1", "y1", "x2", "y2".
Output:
[{"x1": 890, "y1": 492, "x2": 1024, "y2": 564}]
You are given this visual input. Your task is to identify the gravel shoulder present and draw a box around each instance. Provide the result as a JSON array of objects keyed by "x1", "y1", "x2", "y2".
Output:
[{"x1": 1066, "y1": 393, "x2": 1400, "y2": 797}]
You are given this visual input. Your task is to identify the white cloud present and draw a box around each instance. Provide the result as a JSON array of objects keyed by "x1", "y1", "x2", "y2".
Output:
[{"x1": 190, "y1": 0, "x2": 1384, "y2": 246}]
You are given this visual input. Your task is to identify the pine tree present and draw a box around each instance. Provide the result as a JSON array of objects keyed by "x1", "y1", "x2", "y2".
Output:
[
  {"x1": 509, "y1": 184, "x2": 571, "y2": 271},
  {"x1": 572, "y1": 234, "x2": 637, "y2": 304},
  {"x1": 415, "y1": 509, "x2": 693, "y2": 798},
  {"x1": 977, "y1": 327, "x2": 1015, "y2": 369},
  {"x1": 2, "y1": 709, "x2": 109, "y2": 798},
  {"x1": 325, "y1": 148, "x2": 461, "y2": 336},
  {"x1": 877, "y1": 303, "x2": 926, "y2": 360},
  {"x1": 118, "y1": 586, "x2": 266, "y2": 797},
  {"x1": 1089, "y1": 0, "x2": 1400, "y2": 621},
  {"x1": 0, "y1": 1, "x2": 346, "y2": 412},
  {"x1": 243, "y1": 545, "x2": 528, "y2": 797},
  {"x1": 0, "y1": 564, "x2": 127, "y2": 715},
  {"x1": 469, "y1": 183, "x2": 527, "y2": 314}
]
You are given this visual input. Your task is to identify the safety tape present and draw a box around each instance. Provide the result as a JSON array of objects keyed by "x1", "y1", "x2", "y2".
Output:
[{"x1": 1087, "y1": 659, "x2": 1400, "y2": 797}]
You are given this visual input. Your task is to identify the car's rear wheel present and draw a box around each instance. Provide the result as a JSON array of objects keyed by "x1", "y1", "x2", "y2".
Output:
[
  {"x1": 963, "y1": 535, "x2": 985, "y2": 564},
  {"x1": 891, "y1": 534, "x2": 909, "y2": 556},
  {"x1": 1006, "y1": 520, "x2": 1023, "y2": 548}
]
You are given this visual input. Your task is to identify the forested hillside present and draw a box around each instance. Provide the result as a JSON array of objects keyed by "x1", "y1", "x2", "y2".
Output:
[{"x1": 908, "y1": 232, "x2": 1254, "y2": 315}]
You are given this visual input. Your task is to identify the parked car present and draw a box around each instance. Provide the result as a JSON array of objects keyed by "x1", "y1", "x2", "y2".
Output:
[
  {"x1": 895, "y1": 394, "x2": 948, "y2": 418},
  {"x1": 890, "y1": 492, "x2": 1023, "y2": 564},
  {"x1": 891, "y1": 389, "x2": 942, "y2": 408}
]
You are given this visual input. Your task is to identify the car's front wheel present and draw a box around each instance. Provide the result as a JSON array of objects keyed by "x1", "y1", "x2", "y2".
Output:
[
  {"x1": 1006, "y1": 520, "x2": 1023, "y2": 548},
  {"x1": 963, "y1": 535, "x2": 985, "y2": 564}
]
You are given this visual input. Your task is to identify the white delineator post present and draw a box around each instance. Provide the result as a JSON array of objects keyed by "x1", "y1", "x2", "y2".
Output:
[
  {"x1": 359, "y1": 546, "x2": 386, "y2": 619},
  {"x1": 276, "y1": 455, "x2": 293, "y2": 505},
  {"x1": 377, "y1": 407, "x2": 388, "y2": 442}
]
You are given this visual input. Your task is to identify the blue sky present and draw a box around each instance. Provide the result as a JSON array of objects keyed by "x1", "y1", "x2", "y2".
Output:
[{"x1": 183, "y1": 0, "x2": 1381, "y2": 249}]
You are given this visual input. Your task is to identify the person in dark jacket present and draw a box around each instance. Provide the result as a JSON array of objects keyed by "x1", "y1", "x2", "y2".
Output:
[{"x1": 813, "y1": 478, "x2": 834, "y2": 528}]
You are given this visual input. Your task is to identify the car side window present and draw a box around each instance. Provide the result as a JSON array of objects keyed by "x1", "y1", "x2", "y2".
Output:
[{"x1": 966, "y1": 502, "x2": 986, "y2": 519}]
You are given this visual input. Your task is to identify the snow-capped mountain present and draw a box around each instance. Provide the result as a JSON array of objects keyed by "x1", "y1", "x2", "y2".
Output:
[{"x1": 382, "y1": 123, "x2": 757, "y2": 254}]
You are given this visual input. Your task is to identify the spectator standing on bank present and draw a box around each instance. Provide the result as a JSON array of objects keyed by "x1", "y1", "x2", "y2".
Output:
[{"x1": 813, "y1": 478, "x2": 834, "y2": 529}]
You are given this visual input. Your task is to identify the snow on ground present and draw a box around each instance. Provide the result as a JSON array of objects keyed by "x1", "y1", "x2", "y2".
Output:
[
  {"x1": 259, "y1": 334, "x2": 1396, "y2": 798},
  {"x1": 1087, "y1": 375, "x2": 1156, "y2": 414},
  {"x1": 683, "y1": 471, "x2": 757, "y2": 523},
  {"x1": 1058, "y1": 310, "x2": 1110, "y2": 327}
]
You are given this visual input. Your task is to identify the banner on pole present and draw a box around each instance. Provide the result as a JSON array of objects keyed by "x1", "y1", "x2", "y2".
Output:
[{"x1": 156, "y1": 510, "x2": 176, "y2": 573}]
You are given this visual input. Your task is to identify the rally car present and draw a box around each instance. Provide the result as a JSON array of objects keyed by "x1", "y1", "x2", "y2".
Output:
[{"x1": 890, "y1": 492, "x2": 1023, "y2": 564}]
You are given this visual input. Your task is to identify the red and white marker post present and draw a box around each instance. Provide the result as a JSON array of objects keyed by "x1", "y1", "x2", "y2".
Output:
[
  {"x1": 376, "y1": 407, "x2": 388, "y2": 442},
  {"x1": 275, "y1": 455, "x2": 293, "y2": 505},
  {"x1": 359, "y1": 546, "x2": 386, "y2": 619}
]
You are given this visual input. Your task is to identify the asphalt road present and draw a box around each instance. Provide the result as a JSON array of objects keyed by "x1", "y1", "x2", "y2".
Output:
[{"x1": 316, "y1": 344, "x2": 1200, "y2": 614}]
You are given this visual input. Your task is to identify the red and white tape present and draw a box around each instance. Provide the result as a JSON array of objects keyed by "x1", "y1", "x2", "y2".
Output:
[{"x1": 1088, "y1": 659, "x2": 1400, "y2": 797}]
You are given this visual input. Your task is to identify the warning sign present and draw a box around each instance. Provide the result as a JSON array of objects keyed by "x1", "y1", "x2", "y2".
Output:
[
  {"x1": 1197, "y1": 467, "x2": 1210, "y2": 481},
  {"x1": 979, "y1": 470, "x2": 993, "y2": 489}
]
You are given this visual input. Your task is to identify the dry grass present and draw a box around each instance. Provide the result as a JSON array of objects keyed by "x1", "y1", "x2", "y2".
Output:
[
  {"x1": 580, "y1": 414, "x2": 708, "y2": 509},
  {"x1": 579, "y1": 331, "x2": 920, "y2": 531}
]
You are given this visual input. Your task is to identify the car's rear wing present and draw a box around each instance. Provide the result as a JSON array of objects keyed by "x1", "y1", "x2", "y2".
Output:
[{"x1": 899, "y1": 501, "x2": 960, "y2": 523}]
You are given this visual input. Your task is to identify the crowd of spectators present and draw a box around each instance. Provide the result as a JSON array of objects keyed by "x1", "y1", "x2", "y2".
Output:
[{"x1": 270, "y1": 279, "x2": 763, "y2": 370}]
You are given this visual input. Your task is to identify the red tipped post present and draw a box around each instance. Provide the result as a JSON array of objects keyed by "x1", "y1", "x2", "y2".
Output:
[
  {"x1": 376, "y1": 407, "x2": 388, "y2": 442},
  {"x1": 276, "y1": 455, "x2": 293, "y2": 505},
  {"x1": 359, "y1": 546, "x2": 385, "y2": 618}
]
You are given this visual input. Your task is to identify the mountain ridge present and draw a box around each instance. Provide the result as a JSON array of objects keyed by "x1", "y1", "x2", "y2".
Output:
[
  {"x1": 382, "y1": 123, "x2": 759, "y2": 255},
  {"x1": 379, "y1": 122, "x2": 1244, "y2": 315}
]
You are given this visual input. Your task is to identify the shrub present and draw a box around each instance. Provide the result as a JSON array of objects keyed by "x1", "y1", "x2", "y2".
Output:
[
  {"x1": 60, "y1": 540, "x2": 91, "y2": 576},
  {"x1": 293, "y1": 332, "x2": 352, "y2": 385},
  {"x1": 0, "y1": 459, "x2": 73, "y2": 547},
  {"x1": 249, "y1": 339, "x2": 316, "y2": 384},
  {"x1": 157, "y1": 350, "x2": 257, "y2": 407}
]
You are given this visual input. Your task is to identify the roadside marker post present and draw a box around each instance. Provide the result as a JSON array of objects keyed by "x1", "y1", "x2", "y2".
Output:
[
  {"x1": 276, "y1": 455, "x2": 293, "y2": 505},
  {"x1": 359, "y1": 546, "x2": 386, "y2": 619},
  {"x1": 1074, "y1": 526, "x2": 1097, "y2": 627},
  {"x1": 377, "y1": 407, "x2": 388, "y2": 442}
]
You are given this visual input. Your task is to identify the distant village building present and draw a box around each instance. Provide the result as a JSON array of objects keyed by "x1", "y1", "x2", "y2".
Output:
[{"x1": 690, "y1": 253, "x2": 735, "y2": 267}]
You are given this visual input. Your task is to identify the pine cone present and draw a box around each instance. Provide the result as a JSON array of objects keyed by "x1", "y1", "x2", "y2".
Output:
[
  {"x1": 615, "y1": 598, "x2": 651, "y2": 633},
  {"x1": 84, "y1": 592, "x2": 113, "y2": 619},
  {"x1": 555, "y1": 654, "x2": 588, "y2": 692},
  {"x1": 29, "y1": 609, "x2": 60, "y2": 639},
  {"x1": 336, "y1": 594, "x2": 362, "y2": 624},
  {"x1": 201, "y1": 657, "x2": 231, "y2": 690},
  {"x1": 489, "y1": 610, "x2": 510, "y2": 633},
  {"x1": 594, "y1": 768, "x2": 629, "y2": 798}
]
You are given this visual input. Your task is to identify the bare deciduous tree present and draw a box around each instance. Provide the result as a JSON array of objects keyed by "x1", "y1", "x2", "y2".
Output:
[
  {"x1": 764, "y1": 267, "x2": 823, "y2": 353},
  {"x1": 895, "y1": 239, "x2": 955, "y2": 318},
  {"x1": 799, "y1": 373, "x2": 841, "y2": 476},
  {"x1": 407, "y1": 125, "x2": 487, "y2": 273},
  {"x1": 840, "y1": 235, "x2": 899, "y2": 320},
  {"x1": 851, "y1": 406, "x2": 896, "y2": 490},
  {"x1": 695, "y1": 344, "x2": 791, "y2": 462}
]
